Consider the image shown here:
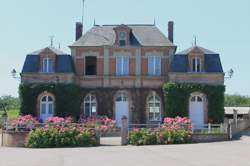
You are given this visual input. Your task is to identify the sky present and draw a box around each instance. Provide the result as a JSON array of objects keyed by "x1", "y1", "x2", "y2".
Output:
[{"x1": 0, "y1": 0, "x2": 250, "y2": 97}]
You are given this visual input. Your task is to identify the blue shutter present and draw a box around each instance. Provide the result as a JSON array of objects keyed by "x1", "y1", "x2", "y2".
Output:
[{"x1": 116, "y1": 57, "x2": 122, "y2": 76}]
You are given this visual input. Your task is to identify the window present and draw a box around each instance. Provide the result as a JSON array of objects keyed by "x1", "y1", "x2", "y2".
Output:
[
  {"x1": 190, "y1": 95, "x2": 203, "y2": 102},
  {"x1": 42, "y1": 58, "x2": 54, "y2": 73},
  {"x1": 192, "y1": 57, "x2": 201, "y2": 72},
  {"x1": 40, "y1": 95, "x2": 54, "y2": 122},
  {"x1": 84, "y1": 94, "x2": 97, "y2": 117},
  {"x1": 118, "y1": 31, "x2": 126, "y2": 46},
  {"x1": 85, "y1": 56, "x2": 97, "y2": 75},
  {"x1": 116, "y1": 56, "x2": 129, "y2": 76},
  {"x1": 148, "y1": 56, "x2": 161, "y2": 76},
  {"x1": 148, "y1": 94, "x2": 161, "y2": 121}
]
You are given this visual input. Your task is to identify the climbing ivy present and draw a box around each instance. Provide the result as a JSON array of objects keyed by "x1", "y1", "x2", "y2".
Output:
[
  {"x1": 162, "y1": 83, "x2": 225, "y2": 123},
  {"x1": 19, "y1": 83, "x2": 81, "y2": 119}
]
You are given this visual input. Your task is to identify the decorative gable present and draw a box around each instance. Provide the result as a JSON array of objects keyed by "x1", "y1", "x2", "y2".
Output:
[{"x1": 113, "y1": 24, "x2": 132, "y2": 46}]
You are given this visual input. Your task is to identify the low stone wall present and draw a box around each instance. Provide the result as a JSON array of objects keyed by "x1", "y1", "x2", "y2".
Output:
[
  {"x1": 192, "y1": 133, "x2": 229, "y2": 143},
  {"x1": 1, "y1": 131, "x2": 29, "y2": 147}
]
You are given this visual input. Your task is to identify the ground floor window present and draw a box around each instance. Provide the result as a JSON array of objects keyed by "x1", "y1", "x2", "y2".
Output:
[
  {"x1": 147, "y1": 93, "x2": 161, "y2": 121},
  {"x1": 40, "y1": 95, "x2": 54, "y2": 122},
  {"x1": 84, "y1": 94, "x2": 97, "y2": 117}
]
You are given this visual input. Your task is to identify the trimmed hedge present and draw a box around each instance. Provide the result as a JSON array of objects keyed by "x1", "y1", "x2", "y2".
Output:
[
  {"x1": 19, "y1": 83, "x2": 81, "y2": 119},
  {"x1": 162, "y1": 83, "x2": 225, "y2": 123}
]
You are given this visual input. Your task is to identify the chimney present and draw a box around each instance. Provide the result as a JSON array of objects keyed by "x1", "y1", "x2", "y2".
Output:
[
  {"x1": 168, "y1": 21, "x2": 174, "y2": 43},
  {"x1": 75, "y1": 22, "x2": 83, "y2": 41}
]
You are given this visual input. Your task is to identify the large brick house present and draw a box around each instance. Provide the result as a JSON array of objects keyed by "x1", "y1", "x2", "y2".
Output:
[{"x1": 21, "y1": 21, "x2": 224, "y2": 126}]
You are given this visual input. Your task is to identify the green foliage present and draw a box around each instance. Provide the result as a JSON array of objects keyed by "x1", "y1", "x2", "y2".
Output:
[
  {"x1": 162, "y1": 83, "x2": 225, "y2": 123},
  {"x1": 224, "y1": 94, "x2": 250, "y2": 107},
  {"x1": 19, "y1": 83, "x2": 81, "y2": 119},
  {"x1": 0, "y1": 95, "x2": 20, "y2": 111},
  {"x1": 128, "y1": 128, "x2": 191, "y2": 145},
  {"x1": 26, "y1": 127, "x2": 98, "y2": 148}
]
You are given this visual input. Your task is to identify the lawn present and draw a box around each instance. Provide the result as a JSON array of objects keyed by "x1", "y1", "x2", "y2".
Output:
[{"x1": 0, "y1": 109, "x2": 19, "y2": 121}]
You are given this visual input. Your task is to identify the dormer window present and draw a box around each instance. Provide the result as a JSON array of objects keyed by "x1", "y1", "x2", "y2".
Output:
[
  {"x1": 118, "y1": 31, "x2": 126, "y2": 46},
  {"x1": 42, "y1": 58, "x2": 54, "y2": 73},
  {"x1": 192, "y1": 57, "x2": 201, "y2": 72}
]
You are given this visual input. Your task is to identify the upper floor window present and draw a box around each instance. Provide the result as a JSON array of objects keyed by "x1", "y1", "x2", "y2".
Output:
[
  {"x1": 85, "y1": 56, "x2": 97, "y2": 75},
  {"x1": 42, "y1": 58, "x2": 54, "y2": 73},
  {"x1": 118, "y1": 31, "x2": 126, "y2": 46},
  {"x1": 192, "y1": 57, "x2": 201, "y2": 72},
  {"x1": 116, "y1": 56, "x2": 129, "y2": 76},
  {"x1": 148, "y1": 56, "x2": 161, "y2": 76}
]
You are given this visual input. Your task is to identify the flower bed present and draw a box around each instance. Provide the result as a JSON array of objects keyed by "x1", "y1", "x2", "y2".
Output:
[
  {"x1": 11, "y1": 115, "x2": 38, "y2": 131},
  {"x1": 26, "y1": 126, "x2": 99, "y2": 148},
  {"x1": 128, "y1": 117, "x2": 192, "y2": 145}
]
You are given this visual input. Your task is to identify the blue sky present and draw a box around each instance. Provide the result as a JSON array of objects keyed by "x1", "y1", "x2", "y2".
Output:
[{"x1": 0, "y1": 0, "x2": 250, "y2": 97}]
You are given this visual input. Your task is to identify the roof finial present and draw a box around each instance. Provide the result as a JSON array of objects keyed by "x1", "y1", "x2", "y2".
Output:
[
  {"x1": 49, "y1": 35, "x2": 55, "y2": 47},
  {"x1": 194, "y1": 35, "x2": 197, "y2": 46}
]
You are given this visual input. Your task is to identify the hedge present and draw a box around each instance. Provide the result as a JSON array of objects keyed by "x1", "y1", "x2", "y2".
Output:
[
  {"x1": 19, "y1": 83, "x2": 81, "y2": 119},
  {"x1": 162, "y1": 83, "x2": 225, "y2": 123}
]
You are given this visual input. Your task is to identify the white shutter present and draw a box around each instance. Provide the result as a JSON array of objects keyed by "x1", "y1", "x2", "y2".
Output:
[
  {"x1": 123, "y1": 57, "x2": 129, "y2": 76},
  {"x1": 116, "y1": 57, "x2": 122, "y2": 76}
]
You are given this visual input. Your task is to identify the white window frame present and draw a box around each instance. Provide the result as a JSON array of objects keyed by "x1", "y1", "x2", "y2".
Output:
[
  {"x1": 148, "y1": 56, "x2": 161, "y2": 76},
  {"x1": 84, "y1": 94, "x2": 97, "y2": 117},
  {"x1": 192, "y1": 57, "x2": 202, "y2": 73},
  {"x1": 148, "y1": 94, "x2": 161, "y2": 122},
  {"x1": 118, "y1": 31, "x2": 126, "y2": 46},
  {"x1": 42, "y1": 58, "x2": 54, "y2": 73},
  {"x1": 116, "y1": 56, "x2": 129, "y2": 76}
]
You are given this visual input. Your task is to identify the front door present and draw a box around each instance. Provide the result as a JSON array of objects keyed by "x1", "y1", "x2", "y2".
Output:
[
  {"x1": 189, "y1": 95, "x2": 204, "y2": 128},
  {"x1": 115, "y1": 93, "x2": 129, "y2": 127},
  {"x1": 40, "y1": 96, "x2": 54, "y2": 122}
]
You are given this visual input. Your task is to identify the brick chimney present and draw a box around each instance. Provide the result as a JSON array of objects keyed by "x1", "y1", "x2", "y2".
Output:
[
  {"x1": 168, "y1": 21, "x2": 174, "y2": 43},
  {"x1": 75, "y1": 22, "x2": 83, "y2": 41}
]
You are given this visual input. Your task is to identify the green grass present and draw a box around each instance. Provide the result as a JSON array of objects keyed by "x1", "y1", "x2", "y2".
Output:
[{"x1": 0, "y1": 109, "x2": 20, "y2": 121}]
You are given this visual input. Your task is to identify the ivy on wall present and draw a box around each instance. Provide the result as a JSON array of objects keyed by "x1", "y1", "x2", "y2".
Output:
[
  {"x1": 162, "y1": 83, "x2": 225, "y2": 123},
  {"x1": 19, "y1": 83, "x2": 81, "y2": 119}
]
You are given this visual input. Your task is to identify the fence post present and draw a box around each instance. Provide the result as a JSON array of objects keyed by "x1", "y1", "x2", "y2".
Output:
[
  {"x1": 208, "y1": 123, "x2": 211, "y2": 133},
  {"x1": 233, "y1": 109, "x2": 238, "y2": 128},
  {"x1": 227, "y1": 122, "x2": 232, "y2": 140},
  {"x1": 121, "y1": 116, "x2": 128, "y2": 145}
]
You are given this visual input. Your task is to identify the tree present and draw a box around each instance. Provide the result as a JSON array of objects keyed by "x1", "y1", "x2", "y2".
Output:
[{"x1": 224, "y1": 94, "x2": 250, "y2": 107}]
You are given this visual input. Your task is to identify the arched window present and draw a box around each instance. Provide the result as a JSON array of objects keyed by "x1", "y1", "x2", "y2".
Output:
[
  {"x1": 147, "y1": 94, "x2": 161, "y2": 121},
  {"x1": 40, "y1": 95, "x2": 54, "y2": 122},
  {"x1": 84, "y1": 94, "x2": 97, "y2": 117}
]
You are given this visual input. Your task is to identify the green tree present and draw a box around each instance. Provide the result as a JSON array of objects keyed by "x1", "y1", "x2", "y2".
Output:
[{"x1": 224, "y1": 94, "x2": 250, "y2": 107}]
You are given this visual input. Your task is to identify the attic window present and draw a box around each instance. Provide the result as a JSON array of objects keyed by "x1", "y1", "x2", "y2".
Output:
[
  {"x1": 192, "y1": 57, "x2": 201, "y2": 73},
  {"x1": 42, "y1": 58, "x2": 54, "y2": 73},
  {"x1": 118, "y1": 31, "x2": 126, "y2": 46},
  {"x1": 85, "y1": 56, "x2": 97, "y2": 75}
]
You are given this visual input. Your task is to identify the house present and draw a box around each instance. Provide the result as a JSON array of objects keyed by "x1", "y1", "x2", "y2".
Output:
[{"x1": 21, "y1": 21, "x2": 224, "y2": 126}]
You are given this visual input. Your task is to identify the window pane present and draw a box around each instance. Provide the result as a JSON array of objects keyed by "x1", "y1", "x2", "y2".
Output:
[
  {"x1": 197, "y1": 59, "x2": 201, "y2": 72},
  {"x1": 148, "y1": 57, "x2": 154, "y2": 76},
  {"x1": 84, "y1": 103, "x2": 90, "y2": 117},
  {"x1": 48, "y1": 96, "x2": 53, "y2": 102},
  {"x1": 192, "y1": 59, "x2": 196, "y2": 72},
  {"x1": 41, "y1": 104, "x2": 46, "y2": 114},
  {"x1": 155, "y1": 57, "x2": 161, "y2": 76},
  {"x1": 123, "y1": 57, "x2": 129, "y2": 76},
  {"x1": 48, "y1": 59, "x2": 54, "y2": 72},
  {"x1": 119, "y1": 40, "x2": 126, "y2": 46},
  {"x1": 154, "y1": 113, "x2": 161, "y2": 121},
  {"x1": 48, "y1": 103, "x2": 53, "y2": 114},
  {"x1": 41, "y1": 96, "x2": 47, "y2": 102},
  {"x1": 84, "y1": 96, "x2": 90, "y2": 102},
  {"x1": 116, "y1": 57, "x2": 122, "y2": 76},
  {"x1": 197, "y1": 96, "x2": 203, "y2": 102},
  {"x1": 191, "y1": 96, "x2": 196, "y2": 102}
]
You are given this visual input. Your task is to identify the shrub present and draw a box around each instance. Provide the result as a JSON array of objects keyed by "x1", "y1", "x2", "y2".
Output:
[
  {"x1": 79, "y1": 116, "x2": 116, "y2": 132},
  {"x1": 47, "y1": 116, "x2": 73, "y2": 124},
  {"x1": 11, "y1": 115, "x2": 38, "y2": 130},
  {"x1": 26, "y1": 126, "x2": 99, "y2": 148},
  {"x1": 129, "y1": 117, "x2": 192, "y2": 145}
]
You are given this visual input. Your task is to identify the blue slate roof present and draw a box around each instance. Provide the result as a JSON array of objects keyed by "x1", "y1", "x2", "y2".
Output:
[
  {"x1": 22, "y1": 47, "x2": 74, "y2": 73},
  {"x1": 170, "y1": 46, "x2": 223, "y2": 73}
]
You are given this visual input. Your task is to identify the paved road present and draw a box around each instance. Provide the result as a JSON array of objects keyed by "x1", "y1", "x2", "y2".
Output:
[{"x1": 1, "y1": 131, "x2": 250, "y2": 166}]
